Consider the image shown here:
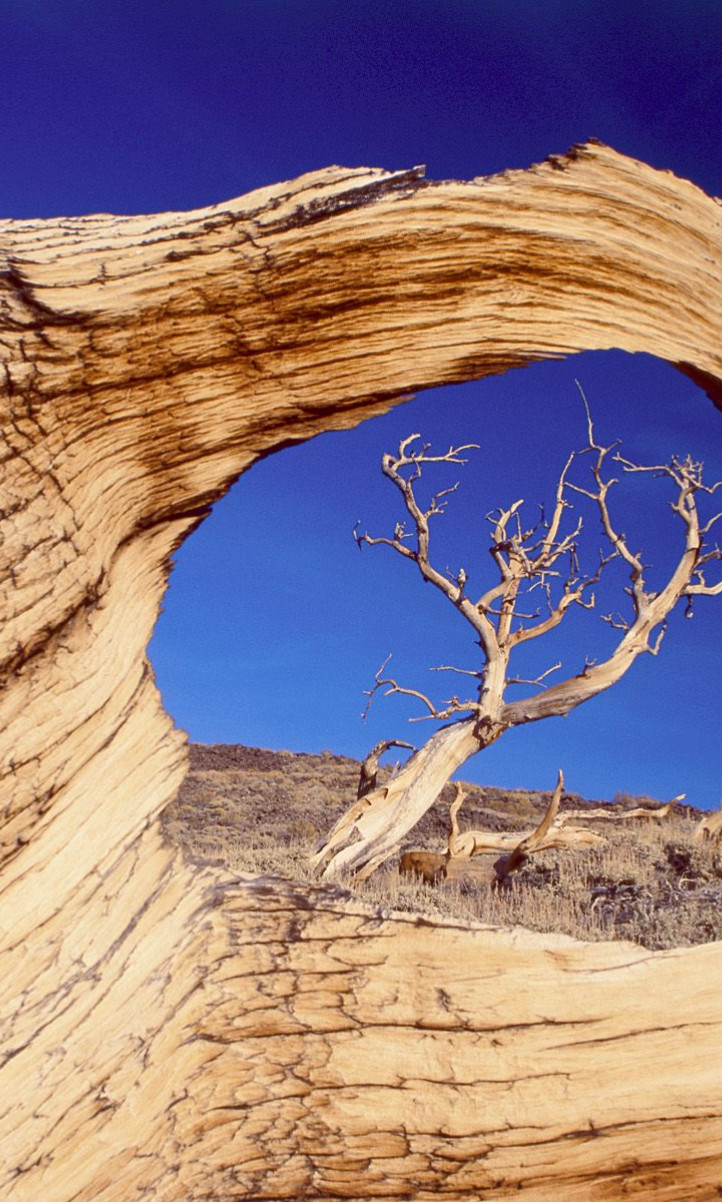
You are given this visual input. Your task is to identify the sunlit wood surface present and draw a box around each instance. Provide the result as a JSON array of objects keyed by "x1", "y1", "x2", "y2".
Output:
[{"x1": 2, "y1": 142, "x2": 721, "y2": 1200}]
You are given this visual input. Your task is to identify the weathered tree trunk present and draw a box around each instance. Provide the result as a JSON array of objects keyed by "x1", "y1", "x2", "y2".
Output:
[
  {"x1": 314, "y1": 716, "x2": 484, "y2": 878},
  {"x1": 2, "y1": 143, "x2": 722, "y2": 1200}
]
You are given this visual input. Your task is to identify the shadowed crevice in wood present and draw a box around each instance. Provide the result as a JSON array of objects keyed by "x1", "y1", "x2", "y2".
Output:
[{"x1": 2, "y1": 142, "x2": 722, "y2": 1199}]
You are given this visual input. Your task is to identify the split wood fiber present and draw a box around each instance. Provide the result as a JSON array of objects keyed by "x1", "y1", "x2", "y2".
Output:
[{"x1": 2, "y1": 142, "x2": 722, "y2": 1200}]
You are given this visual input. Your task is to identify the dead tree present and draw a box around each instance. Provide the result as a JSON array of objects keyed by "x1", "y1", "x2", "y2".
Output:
[
  {"x1": 446, "y1": 774, "x2": 592, "y2": 882},
  {"x1": 400, "y1": 772, "x2": 582, "y2": 886},
  {"x1": 314, "y1": 410, "x2": 721, "y2": 880},
  {"x1": 400, "y1": 772, "x2": 681, "y2": 887}
]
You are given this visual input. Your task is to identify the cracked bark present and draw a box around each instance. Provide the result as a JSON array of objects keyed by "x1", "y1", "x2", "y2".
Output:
[{"x1": 2, "y1": 142, "x2": 722, "y2": 1200}]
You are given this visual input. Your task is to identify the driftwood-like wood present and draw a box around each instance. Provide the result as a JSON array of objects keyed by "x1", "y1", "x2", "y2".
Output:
[
  {"x1": 400, "y1": 777, "x2": 680, "y2": 888},
  {"x1": 315, "y1": 425, "x2": 720, "y2": 881},
  {"x1": 2, "y1": 142, "x2": 722, "y2": 1200}
]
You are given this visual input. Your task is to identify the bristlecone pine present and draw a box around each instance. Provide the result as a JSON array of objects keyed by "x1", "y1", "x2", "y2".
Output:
[{"x1": 2, "y1": 142, "x2": 722, "y2": 1201}]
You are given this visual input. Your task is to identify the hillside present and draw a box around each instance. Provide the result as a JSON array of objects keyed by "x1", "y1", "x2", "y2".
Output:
[{"x1": 162, "y1": 743, "x2": 722, "y2": 950}]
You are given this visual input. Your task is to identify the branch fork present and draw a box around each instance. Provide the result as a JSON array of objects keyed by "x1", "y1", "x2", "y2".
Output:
[{"x1": 316, "y1": 400, "x2": 722, "y2": 880}]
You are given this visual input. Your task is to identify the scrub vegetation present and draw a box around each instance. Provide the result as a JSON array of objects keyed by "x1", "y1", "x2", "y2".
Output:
[{"x1": 163, "y1": 743, "x2": 722, "y2": 951}]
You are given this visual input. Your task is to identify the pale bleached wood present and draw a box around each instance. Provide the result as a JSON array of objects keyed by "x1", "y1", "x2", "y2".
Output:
[{"x1": 2, "y1": 142, "x2": 722, "y2": 1200}]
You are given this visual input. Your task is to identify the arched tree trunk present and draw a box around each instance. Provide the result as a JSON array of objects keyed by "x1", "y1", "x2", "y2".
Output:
[{"x1": 2, "y1": 143, "x2": 722, "y2": 1200}]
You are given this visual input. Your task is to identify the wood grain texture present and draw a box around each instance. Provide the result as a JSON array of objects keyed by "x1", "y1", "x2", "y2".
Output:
[{"x1": 2, "y1": 142, "x2": 722, "y2": 1199}]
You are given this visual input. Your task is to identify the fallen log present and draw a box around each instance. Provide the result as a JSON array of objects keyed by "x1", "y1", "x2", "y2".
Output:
[{"x1": 400, "y1": 849, "x2": 500, "y2": 885}]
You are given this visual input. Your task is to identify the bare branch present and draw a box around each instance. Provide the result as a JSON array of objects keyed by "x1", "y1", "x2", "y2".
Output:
[
  {"x1": 373, "y1": 679, "x2": 440, "y2": 719},
  {"x1": 686, "y1": 578, "x2": 722, "y2": 597},
  {"x1": 601, "y1": 612, "x2": 631, "y2": 632},
  {"x1": 487, "y1": 498, "x2": 525, "y2": 557},
  {"x1": 576, "y1": 379, "x2": 596, "y2": 446},
  {"x1": 503, "y1": 418, "x2": 722, "y2": 727},
  {"x1": 559, "y1": 794, "x2": 684, "y2": 825},
  {"x1": 483, "y1": 603, "x2": 543, "y2": 620},
  {"x1": 361, "y1": 654, "x2": 394, "y2": 720},
  {"x1": 427, "y1": 481, "x2": 461, "y2": 517},
  {"x1": 696, "y1": 543, "x2": 722, "y2": 565},
  {"x1": 357, "y1": 739, "x2": 415, "y2": 800},
  {"x1": 508, "y1": 575, "x2": 594, "y2": 648},
  {"x1": 406, "y1": 696, "x2": 481, "y2": 723},
  {"x1": 685, "y1": 539, "x2": 722, "y2": 597},
  {"x1": 506, "y1": 662, "x2": 562, "y2": 688},
  {"x1": 430, "y1": 664, "x2": 483, "y2": 679},
  {"x1": 700, "y1": 513, "x2": 722, "y2": 536},
  {"x1": 373, "y1": 435, "x2": 502, "y2": 658},
  {"x1": 353, "y1": 522, "x2": 417, "y2": 561},
  {"x1": 361, "y1": 655, "x2": 479, "y2": 723},
  {"x1": 495, "y1": 769, "x2": 566, "y2": 880},
  {"x1": 541, "y1": 451, "x2": 577, "y2": 555},
  {"x1": 446, "y1": 783, "x2": 523, "y2": 859},
  {"x1": 389, "y1": 432, "x2": 481, "y2": 471},
  {"x1": 434, "y1": 769, "x2": 618, "y2": 888}
]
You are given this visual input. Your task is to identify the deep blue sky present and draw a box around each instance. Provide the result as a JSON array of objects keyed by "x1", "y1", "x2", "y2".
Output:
[{"x1": 4, "y1": 1, "x2": 721, "y2": 806}]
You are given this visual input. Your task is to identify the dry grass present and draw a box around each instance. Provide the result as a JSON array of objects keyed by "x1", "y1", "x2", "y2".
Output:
[{"x1": 162, "y1": 743, "x2": 722, "y2": 950}]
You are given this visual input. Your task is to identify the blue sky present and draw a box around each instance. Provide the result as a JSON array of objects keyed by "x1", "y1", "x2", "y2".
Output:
[{"x1": 4, "y1": 1, "x2": 721, "y2": 806}]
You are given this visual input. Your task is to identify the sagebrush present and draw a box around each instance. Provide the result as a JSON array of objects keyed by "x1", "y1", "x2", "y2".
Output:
[{"x1": 162, "y1": 743, "x2": 722, "y2": 950}]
